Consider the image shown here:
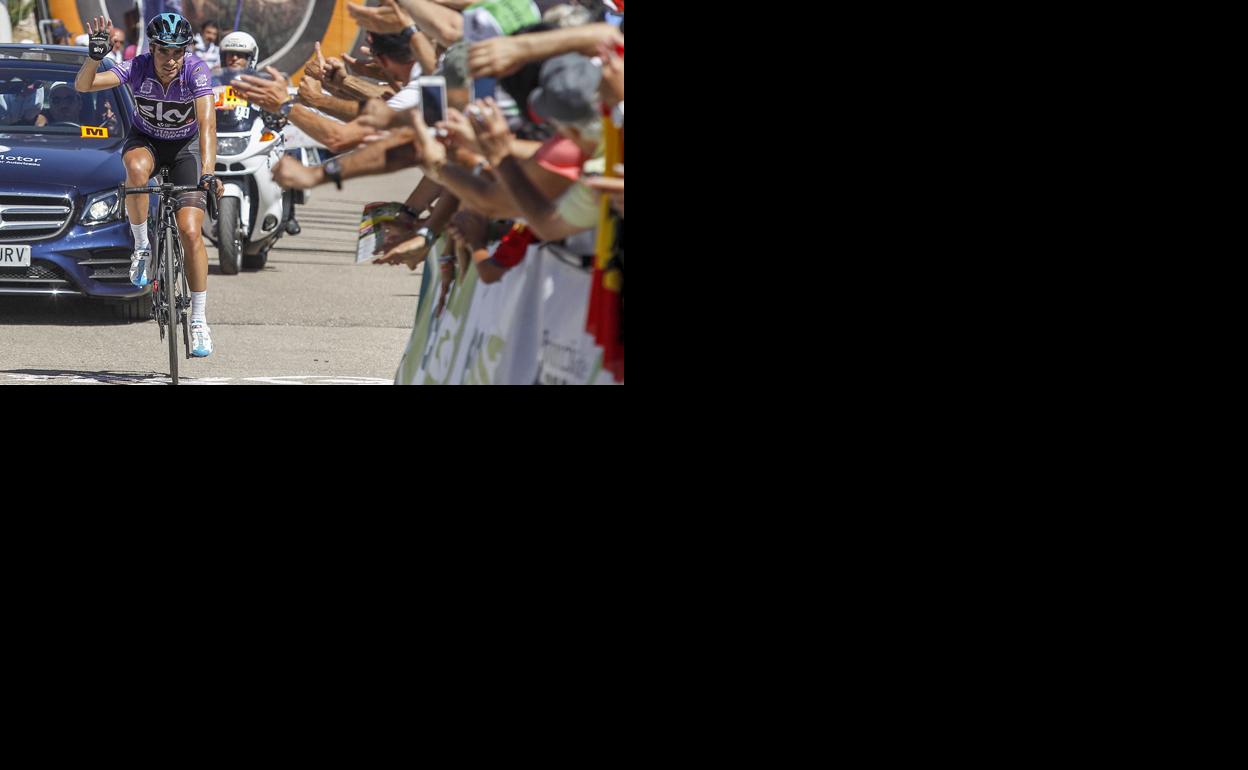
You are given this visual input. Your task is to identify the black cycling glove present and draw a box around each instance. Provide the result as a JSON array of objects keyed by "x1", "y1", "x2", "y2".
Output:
[
  {"x1": 88, "y1": 29, "x2": 110, "y2": 61},
  {"x1": 200, "y1": 174, "x2": 219, "y2": 219}
]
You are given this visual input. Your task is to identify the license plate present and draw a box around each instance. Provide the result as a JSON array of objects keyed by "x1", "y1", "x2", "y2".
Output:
[{"x1": 0, "y1": 245, "x2": 31, "y2": 267}]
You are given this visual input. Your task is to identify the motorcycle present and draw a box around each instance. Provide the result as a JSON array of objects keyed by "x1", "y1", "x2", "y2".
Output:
[{"x1": 202, "y1": 71, "x2": 306, "y2": 273}]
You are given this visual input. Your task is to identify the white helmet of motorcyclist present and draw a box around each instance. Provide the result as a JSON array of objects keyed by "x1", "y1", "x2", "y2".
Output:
[{"x1": 219, "y1": 31, "x2": 259, "y2": 70}]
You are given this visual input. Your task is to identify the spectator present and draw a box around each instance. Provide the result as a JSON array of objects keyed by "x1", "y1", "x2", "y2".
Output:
[
  {"x1": 194, "y1": 20, "x2": 221, "y2": 74},
  {"x1": 47, "y1": 20, "x2": 69, "y2": 45},
  {"x1": 349, "y1": 0, "x2": 464, "y2": 48},
  {"x1": 266, "y1": 0, "x2": 623, "y2": 380},
  {"x1": 364, "y1": 28, "x2": 426, "y2": 110},
  {"x1": 234, "y1": 29, "x2": 427, "y2": 153},
  {"x1": 469, "y1": 53, "x2": 605, "y2": 243},
  {"x1": 105, "y1": 27, "x2": 126, "y2": 64},
  {"x1": 123, "y1": 22, "x2": 140, "y2": 60}
]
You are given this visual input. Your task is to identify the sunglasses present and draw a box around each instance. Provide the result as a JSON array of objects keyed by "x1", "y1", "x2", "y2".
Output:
[{"x1": 152, "y1": 45, "x2": 186, "y2": 58}]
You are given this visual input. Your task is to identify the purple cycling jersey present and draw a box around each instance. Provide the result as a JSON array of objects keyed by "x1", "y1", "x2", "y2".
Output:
[{"x1": 111, "y1": 52, "x2": 215, "y2": 141}]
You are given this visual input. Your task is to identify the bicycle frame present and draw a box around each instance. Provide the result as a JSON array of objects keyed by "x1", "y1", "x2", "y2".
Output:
[{"x1": 119, "y1": 168, "x2": 203, "y2": 385}]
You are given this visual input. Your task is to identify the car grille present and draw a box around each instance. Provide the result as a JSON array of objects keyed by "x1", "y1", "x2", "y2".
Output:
[
  {"x1": 0, "y1": 194, "x2": 74, "y2": 242},
  {"x1": 81, "y1": 249, "x2": 135, "y2": 283},
  {"x1": 0, "y1": 262, "x2": 78, "y2": 294}
]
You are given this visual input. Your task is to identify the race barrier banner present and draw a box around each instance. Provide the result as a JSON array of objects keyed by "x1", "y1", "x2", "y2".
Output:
[{"x1": 395, "y1": 238, "x2": 621, "y2": 385}]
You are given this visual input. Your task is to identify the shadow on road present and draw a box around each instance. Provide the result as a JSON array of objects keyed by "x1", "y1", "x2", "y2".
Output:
[
  {"x1": 1, "y1": 369, "x2": 168, "y2": 384},
  {"x1": 0, "y1": 297, "x2": 146, "y2": 326}
]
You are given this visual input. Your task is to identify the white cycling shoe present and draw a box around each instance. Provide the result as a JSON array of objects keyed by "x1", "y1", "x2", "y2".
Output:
[
  {"x1": 190, "y1": 321, "x2": 213, "y2": 357},
  {"x1": 130, "y1": 248, "x2": 151, "y2": 287}
]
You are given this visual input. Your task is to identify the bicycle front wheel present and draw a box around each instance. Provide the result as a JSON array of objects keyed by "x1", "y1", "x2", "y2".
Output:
[{"x1": 165, "y1": 226, "x2": 179, "y2": 385}]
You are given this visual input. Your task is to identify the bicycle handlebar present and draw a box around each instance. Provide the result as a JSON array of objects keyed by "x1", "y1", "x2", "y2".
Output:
[
  {"x1": 119, "y1": 184, "x2": 204, "y2": 195},
  {"x1": 118, "y1": 181, "x2": 220, "y2": 218}
]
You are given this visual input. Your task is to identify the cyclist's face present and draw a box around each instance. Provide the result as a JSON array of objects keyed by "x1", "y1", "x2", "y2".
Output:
[
  {"x1": 223, "y1": 53, "x2": 248, "y2": 69},
  {"x1": 152, "y1": 44, "x2": 186, "y2": 76}
]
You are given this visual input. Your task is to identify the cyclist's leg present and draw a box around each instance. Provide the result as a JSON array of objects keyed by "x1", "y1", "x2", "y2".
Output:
[
  {"x1": 122, "y1": 137, "x2": 156, "y2": 224},
  {"x1": 122, "y1": 137, "x2": 156, "y2": 286},
  {"x1": 170, "y1": 137, "x2": 208, "y2": 293},
  {"x1": 170, "y1": 137, "x2": 213, "y2": 356}
]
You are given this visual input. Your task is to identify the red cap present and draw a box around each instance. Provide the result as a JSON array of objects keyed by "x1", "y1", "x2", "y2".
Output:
[{"x1": 533, "y1": 135, "x2": 587, "y2": 181}]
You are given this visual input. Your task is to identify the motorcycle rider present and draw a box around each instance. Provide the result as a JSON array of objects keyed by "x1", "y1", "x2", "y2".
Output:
[{"x1": 216, "y1": 30, "x2": 302, "y2": 236}]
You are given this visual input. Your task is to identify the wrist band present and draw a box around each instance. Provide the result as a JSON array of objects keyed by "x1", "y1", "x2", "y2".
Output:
[{"x1": 323, "y1": 157, "x2": 343, "y2": 190}]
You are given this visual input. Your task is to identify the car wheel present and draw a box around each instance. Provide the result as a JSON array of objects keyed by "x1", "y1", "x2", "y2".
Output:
[{"x1": 109, "y1": 292, "x2": 153, "y2": 322}]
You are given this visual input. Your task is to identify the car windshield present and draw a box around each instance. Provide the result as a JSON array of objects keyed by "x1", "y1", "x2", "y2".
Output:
[{"x1": 0, "y1": 66, "x2": 127, "y2": 139}]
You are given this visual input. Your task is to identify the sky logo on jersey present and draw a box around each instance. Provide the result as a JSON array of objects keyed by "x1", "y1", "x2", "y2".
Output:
[{"x1": 134, "y1": 96, "x2": 194, "y2": 128}]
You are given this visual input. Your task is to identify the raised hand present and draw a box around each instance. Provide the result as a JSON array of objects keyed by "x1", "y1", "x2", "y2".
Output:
[{"x1": 87, "y1": 16, "x2": 112, "y2": 61}]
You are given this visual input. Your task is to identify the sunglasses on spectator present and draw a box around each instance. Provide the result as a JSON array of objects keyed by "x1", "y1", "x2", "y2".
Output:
[{"x1": 152, "y1": 45, "x2": 186, "y2": 58}]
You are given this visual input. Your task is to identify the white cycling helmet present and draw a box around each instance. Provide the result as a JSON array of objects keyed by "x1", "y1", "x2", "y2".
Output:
[{"x1": 219, "y1": 31, "x2": 259, "y2": 70}]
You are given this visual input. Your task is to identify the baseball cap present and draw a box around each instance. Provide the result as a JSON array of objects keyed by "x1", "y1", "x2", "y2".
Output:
[
  {"x1": 528, "y1": 53, "x2": 601, "y2": 123},
  {"x1": 438, "y1": 42, "x2": 469, "y2": 89},
  {"x1": 533, "y1": 135, "x2": 587, "y2": 181}
]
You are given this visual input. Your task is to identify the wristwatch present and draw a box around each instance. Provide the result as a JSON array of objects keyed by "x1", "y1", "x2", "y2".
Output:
[
  {"x1": 279, "y1": 98, "x2": 296, "y2": 117},
  {"x1": 415, "y1": 226, "x2": 434, "y2": 243},
  {"x1": 323, "y1": 157, "x2": 343, "y2": 190},
  {"x1": 400, "y1": 24, "x2": 419, "y2": 41}
]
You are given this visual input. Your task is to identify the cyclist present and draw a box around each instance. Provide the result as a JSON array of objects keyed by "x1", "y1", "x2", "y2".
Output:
[{"x1": 74, "y1": 12, "x2": 223, "y2": 358}]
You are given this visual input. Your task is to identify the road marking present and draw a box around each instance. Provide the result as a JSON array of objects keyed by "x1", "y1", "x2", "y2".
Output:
[{"x1": 3, "y1": 373, "x2": 391, "y2": 385}]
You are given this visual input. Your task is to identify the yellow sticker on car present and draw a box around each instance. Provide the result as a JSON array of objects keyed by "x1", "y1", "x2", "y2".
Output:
[{"x1": 81, "y1": 125, "x2": 109, "y2": 138}]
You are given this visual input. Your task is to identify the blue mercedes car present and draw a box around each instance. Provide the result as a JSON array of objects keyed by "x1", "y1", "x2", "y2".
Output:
[{"x1": 0, "y1": 45, "x2": 151, "y2": 319}]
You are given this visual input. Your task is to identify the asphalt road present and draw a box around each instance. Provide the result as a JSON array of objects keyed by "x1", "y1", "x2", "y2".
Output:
[{"x1": 0, "y1": 170, "x2": 426, "y2": 385}]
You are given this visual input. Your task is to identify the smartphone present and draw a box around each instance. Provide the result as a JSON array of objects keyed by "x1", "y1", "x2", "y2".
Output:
[
  {"x1": 471, "y1": 76, "x2": 496, "y2": 102},
  {"x1": 419, "y1": 76, "x2": 447, "y2": 130}
]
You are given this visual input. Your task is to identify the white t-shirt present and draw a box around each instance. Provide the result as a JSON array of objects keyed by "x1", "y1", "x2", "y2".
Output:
[
  {"x1": 194, "y1": 36, "x2": 221, "y2": 71},
  {"x1": 385, "y1": 61, "x2": 423, "y2": 111}
]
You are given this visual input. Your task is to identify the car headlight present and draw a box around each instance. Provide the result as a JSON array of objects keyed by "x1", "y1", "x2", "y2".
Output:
[
  {"x1": 218, "y1": 135, "x2": 250, "y2": 156},
  {"x1": 80, "y1": 190, "x2": 121, "y2": 225}
]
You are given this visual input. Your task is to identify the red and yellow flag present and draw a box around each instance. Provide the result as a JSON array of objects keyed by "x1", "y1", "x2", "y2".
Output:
[{"x1": 588, "y1": 106, "x2": 624, "y2": 382}]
